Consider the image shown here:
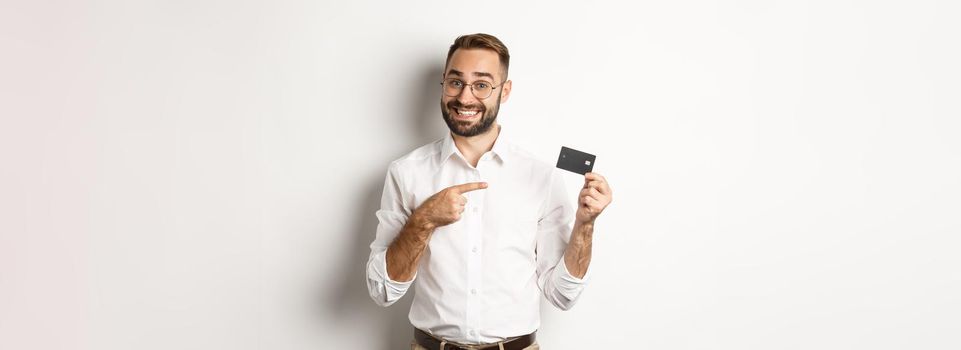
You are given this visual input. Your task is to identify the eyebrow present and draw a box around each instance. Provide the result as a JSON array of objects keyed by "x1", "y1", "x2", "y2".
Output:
[{"x1": 447, "y1": 69, "x2": 496, "y2": 80}]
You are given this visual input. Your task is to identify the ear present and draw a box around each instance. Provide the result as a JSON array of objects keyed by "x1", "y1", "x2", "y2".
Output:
[{"x1": 500, "y1": 79, "x2": 512, "y2": 103}]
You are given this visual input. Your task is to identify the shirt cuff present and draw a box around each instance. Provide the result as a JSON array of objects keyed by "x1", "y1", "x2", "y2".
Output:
[
  {"x1": 373, "y1": 250, "x2": 415, "y2": 303},
  {"x1": 553, "y1": 257, "x2": 590, "y2": 301}
]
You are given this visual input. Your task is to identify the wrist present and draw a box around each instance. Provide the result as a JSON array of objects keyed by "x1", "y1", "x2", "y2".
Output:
[
  {"x1": 575, "y1": 218, "x2": 596, "y2": 229},
  {"x1": 408, "y1": 209, "x2": 437, "y2": 233}
]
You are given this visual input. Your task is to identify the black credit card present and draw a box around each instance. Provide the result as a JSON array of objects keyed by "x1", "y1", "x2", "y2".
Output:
[{"x1": 556, "y1": 146, "x2": 596, "y2": 175}]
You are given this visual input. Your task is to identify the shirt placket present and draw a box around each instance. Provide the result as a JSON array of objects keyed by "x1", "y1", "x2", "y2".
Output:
[{"x1": 463, "y1": 162, "x2": 486, "y2": 341}]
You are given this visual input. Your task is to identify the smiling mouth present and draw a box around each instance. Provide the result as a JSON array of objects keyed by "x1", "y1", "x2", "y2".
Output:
[{"x1": 453, "y1": 107, "x2": 482, "y2": 120}]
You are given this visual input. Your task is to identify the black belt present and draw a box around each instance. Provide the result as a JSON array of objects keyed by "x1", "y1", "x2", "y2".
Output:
[{"x1": 414, "y1": 328, "x2": 536, "y2": 350}]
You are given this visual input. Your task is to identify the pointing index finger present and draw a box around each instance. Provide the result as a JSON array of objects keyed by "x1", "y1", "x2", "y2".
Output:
[{"x1": 450, "y1": 182, "x2": 489, "y2": 194}]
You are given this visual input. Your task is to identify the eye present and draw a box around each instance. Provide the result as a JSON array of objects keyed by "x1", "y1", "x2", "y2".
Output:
[
  {"x1": 450, "y1": 80, "x2": 464, "y2": 88},
  {"x1": 475, "y1": 82, "x2": 490, "y2": 89}
]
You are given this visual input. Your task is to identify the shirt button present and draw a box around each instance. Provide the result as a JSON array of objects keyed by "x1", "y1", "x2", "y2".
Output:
[
  {"x1": 472, "y1": 206, "x2": 479, "y2": 213},
  {"x1": 471, "y1": 246, "x2": 478, "y2": 253},
  {"x1": 471, "y1": 289, "x2": 477, "y2": 295},
  {"x1": 468, "y1": 330, "x2": 476, "y2": 336}
]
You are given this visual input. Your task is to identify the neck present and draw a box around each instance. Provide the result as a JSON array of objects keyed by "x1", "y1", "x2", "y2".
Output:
[{"x1": 452, "y1": 124, "x2": 500, "y2": 168}]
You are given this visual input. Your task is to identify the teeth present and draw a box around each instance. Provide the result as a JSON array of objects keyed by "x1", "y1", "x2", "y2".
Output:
[{"x1": 457, "y1": 109, "x2": 478, "y2": 116}]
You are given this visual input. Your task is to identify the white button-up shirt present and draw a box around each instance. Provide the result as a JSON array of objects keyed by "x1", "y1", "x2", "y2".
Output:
[{"x1": 366, "y1": 127, "x2": 590, "y2": 344}]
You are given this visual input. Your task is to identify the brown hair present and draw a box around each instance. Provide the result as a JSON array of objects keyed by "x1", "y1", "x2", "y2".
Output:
[{"x1": 445, "y1": 33, "x2": 510, "y2": 80}]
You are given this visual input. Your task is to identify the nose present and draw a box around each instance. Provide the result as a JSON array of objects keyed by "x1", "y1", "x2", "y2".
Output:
[{"x1": 456, "y1": 84, "x2": 477, "y2": 105}]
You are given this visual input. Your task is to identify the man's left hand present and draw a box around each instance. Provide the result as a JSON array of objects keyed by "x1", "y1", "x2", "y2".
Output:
[{"x1": 576, "y1": 172, "x2": 613, "y2": 225}]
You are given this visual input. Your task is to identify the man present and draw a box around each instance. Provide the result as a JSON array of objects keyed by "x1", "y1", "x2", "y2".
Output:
[{"x1": 366, "y1": 33, "x2": 613, "y2": 350}]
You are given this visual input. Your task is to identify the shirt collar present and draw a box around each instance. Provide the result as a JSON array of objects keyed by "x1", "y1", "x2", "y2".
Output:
[{"x1": 439, "y1": 124, "x2": 512, "y2": 166}]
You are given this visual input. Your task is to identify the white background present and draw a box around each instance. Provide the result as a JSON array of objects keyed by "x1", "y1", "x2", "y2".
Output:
[{"x1": 1, "y1": 1, "x2": 959, "y2": 349}]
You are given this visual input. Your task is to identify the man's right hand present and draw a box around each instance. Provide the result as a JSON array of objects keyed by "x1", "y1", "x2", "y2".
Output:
[
  {"x1": 414, "y1": 182, "x2": 489, "y2": 228},
  {"x1": 386, "y1": 181, "x2": 488, "y2": 282}
]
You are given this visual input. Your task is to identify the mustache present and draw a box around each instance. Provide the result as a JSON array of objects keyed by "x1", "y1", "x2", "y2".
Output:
[{"x1": 447, "y1": 101, "x2": 486, "y2": 111}]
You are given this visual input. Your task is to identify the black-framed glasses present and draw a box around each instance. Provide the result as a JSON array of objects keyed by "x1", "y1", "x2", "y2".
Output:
[{"x1": 440, "y1": 78, "x2": 505, "y2": 100}]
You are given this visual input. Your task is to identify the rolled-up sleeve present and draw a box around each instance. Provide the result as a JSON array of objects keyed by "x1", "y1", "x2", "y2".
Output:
[
  {"x1": 366, "y1": 163, "x2": 415, "y2": 307},
  {"x1": 535, "y1": 170, "x2": 591, "y2": 311}
]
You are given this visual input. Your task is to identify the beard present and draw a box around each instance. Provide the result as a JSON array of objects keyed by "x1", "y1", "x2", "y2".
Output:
[{"x1": 440, "y1": 94, "x2": 500, "y2": 137}]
